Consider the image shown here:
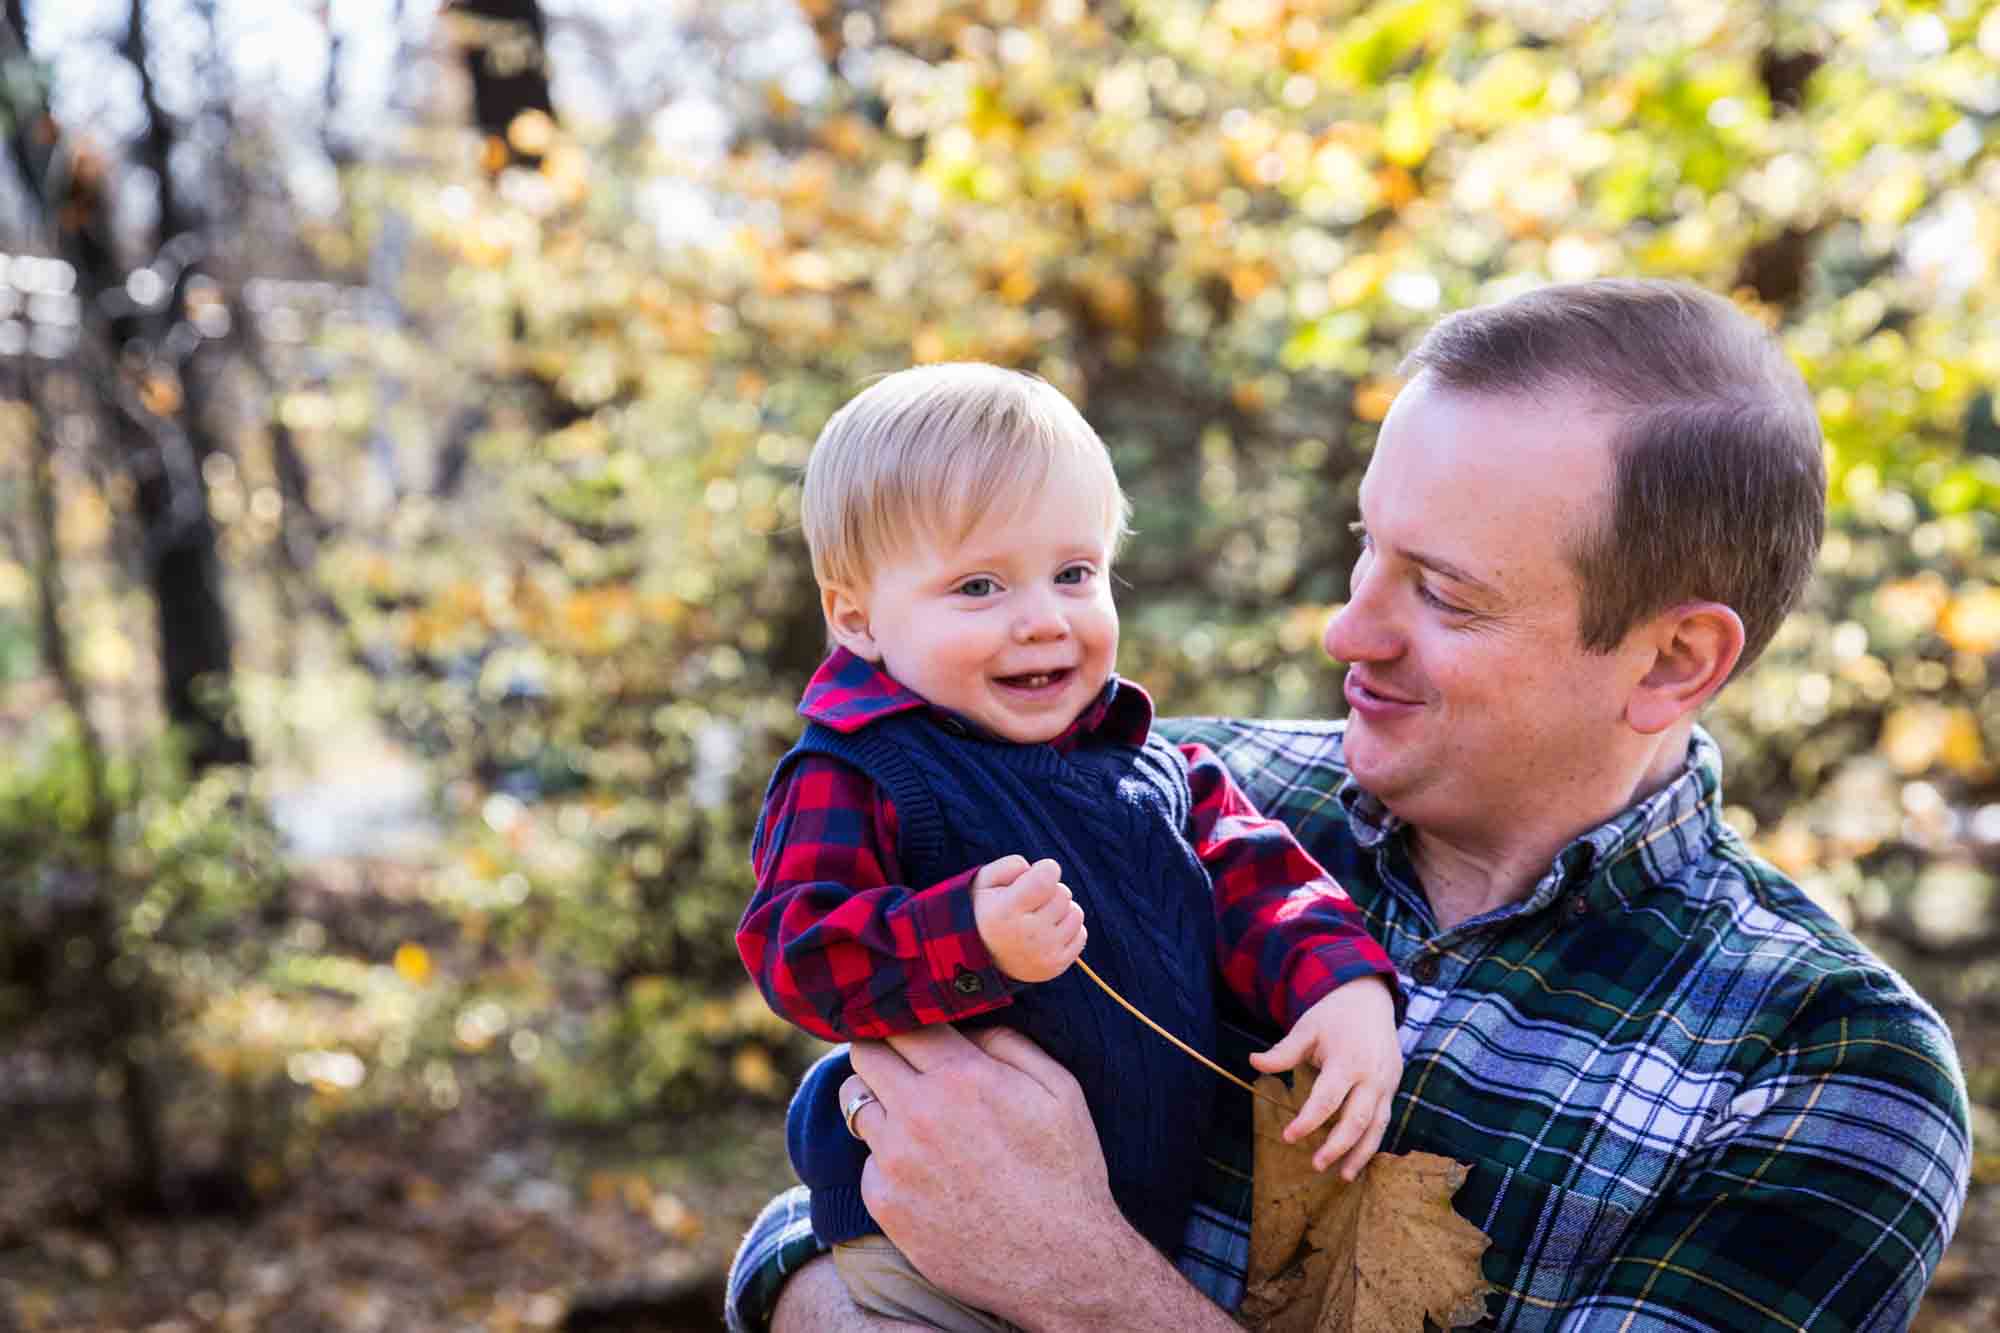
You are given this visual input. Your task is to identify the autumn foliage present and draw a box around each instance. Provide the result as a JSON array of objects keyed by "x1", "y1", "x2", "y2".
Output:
[
  {"x1": 295, "y1": 0, "x2": 2000, "y2": 1119},
  {"x1": 3, "y1": 0, "x2": 1996, "y2": 1240}
]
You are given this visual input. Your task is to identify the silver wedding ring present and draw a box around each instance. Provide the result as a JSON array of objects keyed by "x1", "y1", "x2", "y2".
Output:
[{"x1": 842, "y1": 1086, "x2": 879, "y2": 1139}]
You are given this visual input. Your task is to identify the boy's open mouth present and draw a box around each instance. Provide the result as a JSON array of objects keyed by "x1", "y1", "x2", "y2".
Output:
[{"x1": 996, "y1": 669, "x2": 1072, "y2": 690}]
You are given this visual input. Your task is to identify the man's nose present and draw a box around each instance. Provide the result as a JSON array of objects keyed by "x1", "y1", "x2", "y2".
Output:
[{"x1": 1322, "y1": 567, "x2": 1398, "y2": 665}]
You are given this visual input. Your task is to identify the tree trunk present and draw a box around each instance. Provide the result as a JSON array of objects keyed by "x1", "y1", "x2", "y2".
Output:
[
  {"x1": 23, "y1": 376, "x2": 170, "y2": 1212},
  {"x1": 124, "y1": 0, "x2": 249, "y2": 769},
  {"x1": 450, "y1": 0, "x2": 556, "y2": 169}
]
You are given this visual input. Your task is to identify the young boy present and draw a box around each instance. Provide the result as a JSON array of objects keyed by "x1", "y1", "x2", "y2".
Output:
[{"x1": 737, "y1": 363, "x2": 1402, "y2": 1331}]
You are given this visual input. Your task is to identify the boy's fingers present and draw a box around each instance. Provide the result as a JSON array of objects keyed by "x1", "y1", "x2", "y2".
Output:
[
  {"x1": 1289, "y1": 1069, "x2": 1353, "y2": 1145},
  {"x1": 1336, "y1": 1099, "x2": 1391, "y2": 1181},
  {"x1": 1310, "y1": 1081, "x2": 1369, "y2": 1170},
  {"x1": 1247, "y1": 1029, "x2": 1306, "y2": 1073},
  {"x1": 975, "y1": 855, "x2": 1031, "y2": 891},
  {"x1": 1004, "y1": 860, "x2": 1063, "y2": 911},
  {"x1": 1032, "y1": 885, "x2": 1079, "y2": 927}
]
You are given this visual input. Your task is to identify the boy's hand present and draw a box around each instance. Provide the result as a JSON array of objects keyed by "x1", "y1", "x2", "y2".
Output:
[
  {"x1": 972, "y1": 855, "x2": 1086, "y2": 983},
  {"x1": 1247, "y1": 976, "x2": 1402, "y2": 1179}
]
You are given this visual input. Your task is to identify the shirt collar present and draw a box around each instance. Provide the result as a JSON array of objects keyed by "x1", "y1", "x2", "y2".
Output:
[
  {"x1": 798, "y1": 646, "x2": 1152, "y2": 749},
  {"x1": 1337, "y1": 726, "x2": 1726, "y2": 919}
]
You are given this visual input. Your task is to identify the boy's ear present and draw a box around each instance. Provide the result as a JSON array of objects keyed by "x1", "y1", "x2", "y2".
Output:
[
  {"x1": 1623, "y1": 600, "x2": 1745, "y2": 735},
  {"x1": 822, "y1": 584, "x2": 881, "y2": 662}
]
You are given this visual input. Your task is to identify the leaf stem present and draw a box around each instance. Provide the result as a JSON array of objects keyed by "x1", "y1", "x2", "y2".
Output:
[{"x1": 1075, "y1": 958, "x2": 1295, "y2": 1112}]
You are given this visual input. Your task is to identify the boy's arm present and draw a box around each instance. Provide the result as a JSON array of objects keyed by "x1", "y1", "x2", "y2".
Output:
[
  {"x1": 738, "y1": 754, "x2": 1013, "y2": 1042},
  {"x1": 1179, "y1": 741, "x2": 1400, "y2": 1030}
]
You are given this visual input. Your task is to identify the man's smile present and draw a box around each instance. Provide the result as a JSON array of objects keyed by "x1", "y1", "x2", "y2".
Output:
[{"x1": 1344, "y1": 671, "x2": 1421, "y2": 713}]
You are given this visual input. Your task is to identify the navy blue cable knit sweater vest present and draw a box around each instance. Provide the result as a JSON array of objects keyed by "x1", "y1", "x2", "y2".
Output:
[{"x1": 773, "y1": 710, "x2": 1220, "y2": 1259}]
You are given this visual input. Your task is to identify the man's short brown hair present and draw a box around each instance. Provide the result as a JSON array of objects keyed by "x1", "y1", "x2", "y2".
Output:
[{"x1": 1399, "y1": 279, "x2": 1825, "y2": 676}]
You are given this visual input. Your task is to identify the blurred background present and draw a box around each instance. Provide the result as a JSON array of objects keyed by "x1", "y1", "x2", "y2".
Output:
[{"x1": 0, "y1": 0, "x2": 1994, "y2": 1328}]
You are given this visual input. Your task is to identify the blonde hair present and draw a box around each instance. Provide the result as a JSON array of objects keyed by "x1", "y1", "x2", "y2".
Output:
[{"x1": 802, "y1": 363, "x2": 1130, "y2": 592}]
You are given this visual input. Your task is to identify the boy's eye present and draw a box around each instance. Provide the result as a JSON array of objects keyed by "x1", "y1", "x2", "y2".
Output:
[
  {"x1": 1054, "y1": 564, "x2": 1094, "y2": 586},
  {"x1": 954, "y1": 576, "x2": 998, "y2": 597}
]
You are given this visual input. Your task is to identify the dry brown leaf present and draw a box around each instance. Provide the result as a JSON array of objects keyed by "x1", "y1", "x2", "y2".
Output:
[{"x1": 1243, "y1": 1068, "x2": 1492, "y2": 1333}]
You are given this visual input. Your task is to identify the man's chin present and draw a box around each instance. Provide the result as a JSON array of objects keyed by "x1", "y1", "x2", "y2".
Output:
[{"x1": 1341, "y1": 731, "x2": 1417, "y2": 804}]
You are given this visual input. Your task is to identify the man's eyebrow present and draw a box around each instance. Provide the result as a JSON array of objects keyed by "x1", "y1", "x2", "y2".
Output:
[{"x1": 1349, "y1": 520, "x2": 1498, "y2": 595}]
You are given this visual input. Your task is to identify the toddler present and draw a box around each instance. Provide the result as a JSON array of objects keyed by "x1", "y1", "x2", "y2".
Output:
[{"x1": 738, "y1": 363, "x2": 1401, "y2": 1332}]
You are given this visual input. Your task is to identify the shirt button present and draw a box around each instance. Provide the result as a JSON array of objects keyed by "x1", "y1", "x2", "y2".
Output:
[
  {"x1": 953, "y1": 966, "x2": 985, "y2": 995},
  {"x1": 1411, "y1": 955, "x2": 1441, "y2": 985},
  {"x1": 1568, "y1": 894, "x2": 1590, "y2": 919}
]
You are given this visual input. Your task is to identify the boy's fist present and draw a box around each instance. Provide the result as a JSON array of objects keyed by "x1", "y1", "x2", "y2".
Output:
[{"x1": 972, "y1": 855, "x2": 1086, "y2": 983}]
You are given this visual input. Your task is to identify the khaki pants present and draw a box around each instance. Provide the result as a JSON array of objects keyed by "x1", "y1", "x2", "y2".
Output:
[{"x1": 833, "y1": 1235, "x2": 1024, "y2": 1333}]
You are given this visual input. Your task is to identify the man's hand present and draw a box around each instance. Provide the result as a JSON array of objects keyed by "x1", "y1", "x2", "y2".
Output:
[
  {"x1": 841, "y1": 1025, "x2": 1237, "y2": 1332},
  {"x1": 972, "y1": 855, "x2": 1086, "y2": 983},
  {"x1": 1247, "y1": 976, "x2": 1401, "y2": 1178}
]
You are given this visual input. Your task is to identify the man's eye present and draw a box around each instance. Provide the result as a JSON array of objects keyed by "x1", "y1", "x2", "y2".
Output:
[
  {"x1": 955, "y1": 577, "x2": 997, "y2": 597},
  {"x1": 1054, "y1": 564, "x2": 1094, "y2": 585},
  {"x1": 1419, "y1": 584, "x2": 1469, "y2": 615}
]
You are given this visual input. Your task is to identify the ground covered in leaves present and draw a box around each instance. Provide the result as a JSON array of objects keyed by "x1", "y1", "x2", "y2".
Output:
[{"x1": 0, "y1": 1080, "x2": 793, "y2": 1332}]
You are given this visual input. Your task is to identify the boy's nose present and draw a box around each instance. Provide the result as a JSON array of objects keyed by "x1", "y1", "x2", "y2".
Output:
[{"x1": 1013, "y1": 596, "x2": 1069, "y2": 643}]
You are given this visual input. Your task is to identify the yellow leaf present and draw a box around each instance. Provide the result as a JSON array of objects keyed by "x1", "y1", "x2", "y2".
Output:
[
  {"x1": 819, "y1": 113, "x2": 872, "y2": 160},
  {"x1": 394, "y1": 942, "x2": 432, "y2": 985},
  {"x1": 1244, "y1": 1068, "x2": 1491, "y2": 1333},
  {"x1": 1940, "y1": 707, "x2": 1987, "y2": 779},
  {"x1": 997, "y1": 267, "x2": 1039, "y2": 305},
  {"x1": 784, "y1": 249, "x2": 837, "y2": 292},
  {"x1": 1874, "y1": 574, "x2": 1948, "y2": 635},
  {"x1": 1230, "y1": 264, "x2": 1275, "y2": 302},
  {"x1": 1756, "y1": 817, "x2": 1823, "y2": 879},
  {"x1": 733, "y1": 1044, "x2": 782, "y2": 1097},
  {"x1": 57, "y1": 487, "x2": 112, "y2": 549},
  {"x1": 140, "y1": 370, "x2": 184, "y2": 416},
  {"x1": 1879, "y1": 703, "x2": 1982, "y2": 776},
  {"x1": 649, "y1": 1192, "x2": 703, "y2": 1241},
  {"x1": 1940, "y1": 585, "x2": 2000, "y2": 655},
  {"x1": 508, "y1": 109, "x2": 556, "y2": 157},
  {"x1": 1353, "y1": 379, "x2": 1402, "y2": 423},
  {"x1": 912, "y1": 326, "x2": 949, "y2": 363}
]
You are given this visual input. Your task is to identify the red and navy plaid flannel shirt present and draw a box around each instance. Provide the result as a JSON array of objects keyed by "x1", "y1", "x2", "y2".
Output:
[{"x1": 738, "y1": 649, "x2": 1396, "y2": 1042}]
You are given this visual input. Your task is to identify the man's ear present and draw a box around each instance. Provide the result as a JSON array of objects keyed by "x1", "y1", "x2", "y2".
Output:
[
  {"x1": 1624, "y1": 601, "x2": 1746, "y2": 735},
  {"x1": 822, "y1": 584, "x2": 881, "y2": 661}
]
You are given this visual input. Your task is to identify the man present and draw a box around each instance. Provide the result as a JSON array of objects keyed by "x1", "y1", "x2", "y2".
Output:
[{"x1": 727, "y1": 280, "x2": 1971, "y2": 1332}]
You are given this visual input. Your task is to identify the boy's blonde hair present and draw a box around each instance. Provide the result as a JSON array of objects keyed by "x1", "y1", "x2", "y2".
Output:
[{"x1": 802, "y1": 363, "x2": 1131, "y2": 592}]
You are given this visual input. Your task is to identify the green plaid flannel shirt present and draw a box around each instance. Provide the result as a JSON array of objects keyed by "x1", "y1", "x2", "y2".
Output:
[{"x1": 727, "y1": 720, "x2": 1970, "y2": 1331}]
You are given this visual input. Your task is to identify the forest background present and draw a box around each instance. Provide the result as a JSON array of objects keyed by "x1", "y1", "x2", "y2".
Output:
[{"x1": 0, "y1": 1, "x2": 1996, "y2": 1329}]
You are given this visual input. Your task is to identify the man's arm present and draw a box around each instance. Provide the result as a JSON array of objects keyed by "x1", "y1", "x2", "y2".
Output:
[
  {"x1": 1555, "y1": 1002, "x2": 1969, "y2": 1331},
  {"x1": 836, "y1": 1025, "x2": 1242, "y2": 1333},
  {"x1": 732, "y1": 1018, "x2": 1276, "y2": 1332}
]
